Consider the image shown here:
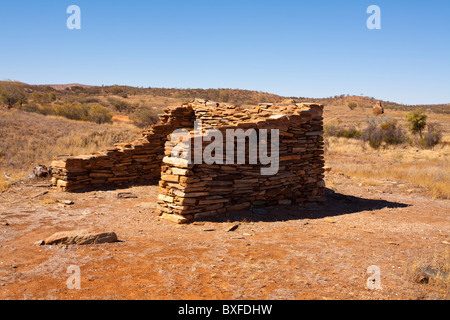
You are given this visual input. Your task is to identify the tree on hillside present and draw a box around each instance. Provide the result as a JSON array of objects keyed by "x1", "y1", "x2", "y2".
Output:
[{"x1": 0, "y1": 82, "x2": 28, "y2": 108}]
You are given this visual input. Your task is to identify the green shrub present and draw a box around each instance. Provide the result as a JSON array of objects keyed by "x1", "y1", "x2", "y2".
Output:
[
  {"x1": 324, "y1": 123, "x2": 361, "y2": 139},
  {"x1": 86, "y1": 104, "x2": 112, "y2": 124},
  {"x1": 406, "y1": 109, "x2": 427, "y2": 138},
  {"x1": 337, "y1": 127, "x2": 362, "y2": 139},
  {"x1": 54, "y1": 103, "x2": 90, "y2": 121}
]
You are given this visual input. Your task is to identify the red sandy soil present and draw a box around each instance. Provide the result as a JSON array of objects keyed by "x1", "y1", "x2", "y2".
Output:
[
  {"x1": 0, "y1": 171, "x2": 448, "y2": 300},
  {"x1": 112, "y1": 115, "x2": 133, "y2": 123}
]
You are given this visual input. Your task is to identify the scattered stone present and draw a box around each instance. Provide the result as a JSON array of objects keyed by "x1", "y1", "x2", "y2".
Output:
[
  {"x1": 161, "y1": 213, "x2": 191, "y2": 224},
  {"x1": 63, "y1": 200, "x2": 74, "y2": 205},
  {"x1": 226, "y1": 223, "x2": 240, "y2": 232},
  {"x1": 34, "y1": 240, "x2": 45, "y2": 246},
  {"x1": 33, "y1": 191, "x2": 49, "y2": 198},
  {"x1": 203, "y1": 228, "x2": 216, "y2": 232},
  {"x1": 32, "y1": 165, "x2": 50, "y2": 178},
  {"x1": 43, "y1": 229, "x2": 118, "y2": 245},
  {"x1": 117, "y1": 192, "x2": 138, "y2": 199},
  {"x1": 4, "y1": 222, "x2": 9, "y2": 226},
  {"x1": 324, "y1": 218, "x2": 335, "y2": 224}
]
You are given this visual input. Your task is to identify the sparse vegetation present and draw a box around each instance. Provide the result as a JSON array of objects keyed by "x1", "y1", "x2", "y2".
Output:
[
  {"x1": 0, "y1": 108, "x2": 140, "y2": 187},
  {"x1": 416, "y1": 123, "x2": 442, "y2": 149},
  {"x1": 347, "y1": 102, "x2": 357, "y2": 110},
  {"x1": 131, "y1": 106, "x2": 160, "y2": 128},
  {"x1": 324, "y1": 123, "x2": 361, "y2": 139},
  {"x1": 107, "y1": 97, "x2": 132, "y2": 112},
  {"x1": 362, "y1": 116, "x2": 408, "y2": 149},
  {"x1": 405, "y1": 249, "x2": 450, "y2": 293}
]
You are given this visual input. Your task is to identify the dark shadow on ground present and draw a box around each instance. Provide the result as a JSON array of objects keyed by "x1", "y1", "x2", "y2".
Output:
[
  {"x1": 195, "y1": 188, "x2": 410, "y2": 224},
  {"x1": 66, "y1": 180, "x2": 160, "y2": 193}
]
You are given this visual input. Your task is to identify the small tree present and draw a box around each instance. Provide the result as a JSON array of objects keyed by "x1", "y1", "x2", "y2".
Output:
[
  {"x1": 347, "y1": 102, "x2": 357, "y2": 110},
  {"x1": 0, "y1": 82, "x2": 27, "y2": 108},
  {"x1": 406, "y1": 109, "x2": 427, "y2": 139}
]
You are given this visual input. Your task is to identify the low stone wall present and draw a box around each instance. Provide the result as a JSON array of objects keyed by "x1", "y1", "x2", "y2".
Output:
[
  {"x1": 157, "y1": 104, "x2": 325, "y2": 223},
  {"x1": 51, "y1": 106, "x2": 195, "y2": 191},
  {"x1": 51, "y1": 99, "x2": 326, "y2": 224}
]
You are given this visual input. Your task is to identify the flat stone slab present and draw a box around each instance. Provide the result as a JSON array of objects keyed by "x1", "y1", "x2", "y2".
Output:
[{"x1": 42, "y1": 229, "x2": 118, "y2": 245}]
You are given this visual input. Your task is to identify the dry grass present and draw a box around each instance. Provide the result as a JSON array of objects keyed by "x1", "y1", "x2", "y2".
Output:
[
  {"x1": 326, "y1": 137, "x2": 450, "y2": 199},
  {"x1": 0, "y1": 109, "x2": 141, "y2": 189},
  {"x1": 324, "y1": 104, "x2": 450, "y2": 199},
  {"x1": 404, "y1": 248, "x2": 450, "y2": 296}
]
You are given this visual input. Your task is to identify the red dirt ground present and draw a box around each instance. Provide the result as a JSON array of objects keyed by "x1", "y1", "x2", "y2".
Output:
[{"x1": 0, "y1": 171, "x2": 449, "y2": 300}]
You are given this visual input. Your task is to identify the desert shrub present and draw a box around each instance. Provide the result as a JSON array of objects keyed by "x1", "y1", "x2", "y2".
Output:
[
  {"x1": 324, "y1": 123, "x2": 361, "y2": 139},
  {"x1": 48, "y1": 92, "x2": 57, "y2": 102},
  {"x1": 52, "y1": 103, "x2": 111, "y2": 124},
  {"x1": 347, "y1": 102, "x2": 357, "y2": 110},
  {"x1": 86, "y1": 104, "x2": 112, "y2": 124},
  {"x1": 107, "y1": 97, "x2": 131, "y2": 112},
  {"x1": 54, "y1": 103, "x2": 90, "y2": 121},
  {"x1": 406, "y1": 109, "x2": 427, "y2": 138},
  {"x1": 109, "y1": 85, "x2": 124, "y2": 95},
  {"x1": 19, "y1": 103, "x2": 40, "y2": 113},
  {"x1": 380, "y1": 118, "x2": 407, "y2": 145},
  {"x1": 78, "y1": 96, "x2": 101, "y2": 104},
  {"x1": 362, "y1": 116, "x2": 408, "y2": 149},
  {"x1": 337, "y1": 127, "x2": 362, "y2": 139},
  {"x1": 416, "y1": 123, "x2": 442, "y2": 149},
  {"x1": 131, "y1": 107, "x2": 159, "y2": 128},
  {"x1": 37, "y1": 104, "x2": 55, "y2": 116},
  {"x1": 362, "y1": 123, "x2": 383, "y2": 149}
]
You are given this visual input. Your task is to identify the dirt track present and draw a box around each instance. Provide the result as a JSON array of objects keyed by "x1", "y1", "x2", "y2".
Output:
[{"x1": 0, "y1": 172, "x2": 449, "y2": 300}]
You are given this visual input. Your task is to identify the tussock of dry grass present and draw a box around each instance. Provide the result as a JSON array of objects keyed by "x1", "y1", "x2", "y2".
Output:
[
  {"x1": 404, "y1": 249, "x2": 450, "y2": 295},
  {"x1": 326, "y1": 137, "x2": 450, "y2": 199},
  {"x1": 0, "y1": 109, "x2": 141, "y2": 187}
]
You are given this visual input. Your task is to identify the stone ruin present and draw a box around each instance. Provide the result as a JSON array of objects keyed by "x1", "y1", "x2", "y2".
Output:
[{"x1": 51, "y1": 99, "x2": 326, "y2": 223}]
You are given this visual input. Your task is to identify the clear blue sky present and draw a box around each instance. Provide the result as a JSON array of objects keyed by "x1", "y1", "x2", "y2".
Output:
[{"x1": 0, "y1": 0, "x2": 449, "y2": 105}]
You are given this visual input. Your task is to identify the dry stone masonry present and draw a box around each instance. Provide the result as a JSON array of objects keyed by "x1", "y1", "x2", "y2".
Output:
[{"x1": 51, "y1": 99, "x2": 325, "y2": 223}]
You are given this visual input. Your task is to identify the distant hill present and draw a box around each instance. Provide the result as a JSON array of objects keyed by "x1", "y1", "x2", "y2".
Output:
[
  {"x1": 1, "y1": 81, "x2": 448, "y2": 114},
  {"x1": 48, "y1": 83, "x2": 95, "y2": 90}
]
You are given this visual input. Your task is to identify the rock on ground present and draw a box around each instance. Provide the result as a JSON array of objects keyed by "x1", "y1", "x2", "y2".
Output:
[{"x1": 42, "y1": 229, "x2": 118, "y2": 245}]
